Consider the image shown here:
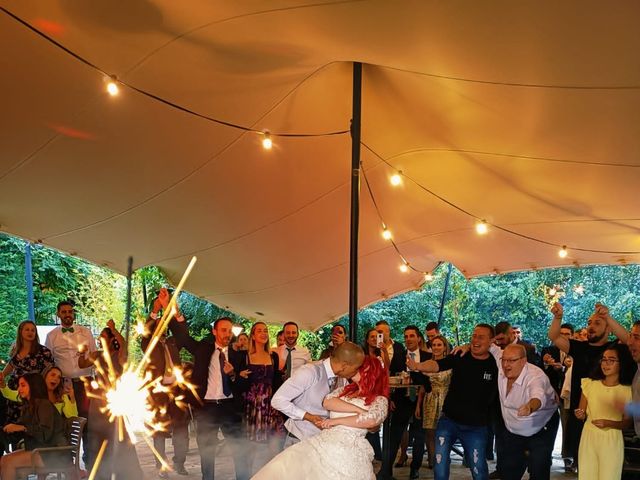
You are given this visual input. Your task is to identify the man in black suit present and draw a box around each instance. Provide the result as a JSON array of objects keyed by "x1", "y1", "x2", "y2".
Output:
[
  {"x1": 143, "y1": 290, "x2": 191, "y2": 477},
  {"x1": 385, "y1": 325, "x2": 431, "y2": 480},
  {"x1": 169, "y1": 310, "x2": 249, "y2": 480},
  {"x1": 541, "y1": 322, "x2": 574, "y2": 471}
]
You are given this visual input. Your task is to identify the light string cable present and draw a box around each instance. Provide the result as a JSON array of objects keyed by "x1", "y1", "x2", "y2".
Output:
[
  {"x1": 0, "y1": 6, "x2": 349, "y2": 138},
  {"x1": 361, "y1": 141, "x2": 640, "y2": 256},
  {"x1": 360, "y1": 158, "x2": 442, "y2": 278}
]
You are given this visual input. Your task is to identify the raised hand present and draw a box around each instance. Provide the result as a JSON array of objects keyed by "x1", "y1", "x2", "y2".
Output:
[{"x1": 551, "y1": 302, "x2": 563, "y2": 319}]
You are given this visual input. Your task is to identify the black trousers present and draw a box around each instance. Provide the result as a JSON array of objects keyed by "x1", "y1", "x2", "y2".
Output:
[
  {"x1": 152, "y1": 391, "x2": 190, "y2": 467},
  {"x1": 388, "y1": 396, "x2": 425, "y2": 472},
  {"x1": 501, "y1": 411, "x2": 560, "y2": 480},
  {"x1": 72, "y1": 378, "x2": 90, "y2": 462},
  {"x1": 195, "y1": 400, "x2": 249, "y2": 480}
]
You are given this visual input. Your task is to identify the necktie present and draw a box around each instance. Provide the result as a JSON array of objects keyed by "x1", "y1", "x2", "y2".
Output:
[
  {"x1": 61, "y1": 327, "x2": 74, "y2": 333},
  {"x1": 408, "y1": 352, "x2": 416, "y2": 401},
  {"x1": 218, "y1": 348, "x2": 232, "y2": 397},
  {"x1": 285, "y1": 347, "x2": 294, "y2": 378}
]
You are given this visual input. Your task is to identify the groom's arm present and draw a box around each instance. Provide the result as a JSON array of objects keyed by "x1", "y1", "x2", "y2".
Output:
[{"x1": 272, "y1": 366, "x2": 323, "y2": 425}]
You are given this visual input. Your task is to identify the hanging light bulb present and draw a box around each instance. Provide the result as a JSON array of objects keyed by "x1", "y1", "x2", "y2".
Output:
[
  {"x1": 390, "y1": 171, "x2": 403, "y2": 186},
  {"x1": 558, "y1": 246, "x2": 568, "y2": 258},
  {"x1": 262, "y1": 132, "x2": 273, "y2": 150},
  {"x1": 106, "y1": 76, "x2": 119, "y2": 96},
  {"x1": 399, "y1": 262, "x2": 409, "y2": 273},
  {"x1": 424, "y1": 272, "x2": 434, "y2": 282},
  {"x1": 475, "y1": 220, "x2": 489, "y2": 235},
  {"x1": 548, "y1": 287, "x2": 557, "y2": 296},
  {"x1": 382, "y1": 228, "x2": 392, "y2": 240}
]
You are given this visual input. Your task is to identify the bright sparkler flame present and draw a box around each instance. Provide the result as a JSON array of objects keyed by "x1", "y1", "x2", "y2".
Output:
[
  {"x1": 86, "y1": 257, "x2": 198, "y2": 479},
  {"x1": 104, "y1": 371, "x2": 152, "y2": 442}
]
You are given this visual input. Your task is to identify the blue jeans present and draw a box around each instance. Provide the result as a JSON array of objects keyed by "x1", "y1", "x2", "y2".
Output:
[{"x1": 434, "y1": 415, "x2": 488, "y2": 480}]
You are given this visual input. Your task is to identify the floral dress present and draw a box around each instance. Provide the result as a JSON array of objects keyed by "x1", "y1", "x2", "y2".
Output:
[
  {"x1": 244, "y1": 361, "x2": 284, "y2": 442},
  {"x1": 6, "y1": 344, "x2": 55, "y2": 424}
]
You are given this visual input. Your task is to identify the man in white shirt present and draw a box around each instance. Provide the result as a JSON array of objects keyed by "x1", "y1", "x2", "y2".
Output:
[
  {"x1": 277, "y1": 321, "x2": 311, "y2": 380},
  {"x1": 45, "y1": 300, "x2": 97, "y2": 461},
  {"x1": 496, "y1": 344, "x2": 559, "y2": 480},
  {"x1": 272, "y1": 341, "x2": 364, "y2": 446}
]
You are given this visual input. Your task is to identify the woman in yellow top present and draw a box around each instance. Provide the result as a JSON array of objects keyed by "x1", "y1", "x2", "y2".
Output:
[
  {"x1": 575, "y1": 343, "x2": 633, "y2": 480},
  {"x1": 1, "y1": 366, "x2": 78, "y2": 418}
]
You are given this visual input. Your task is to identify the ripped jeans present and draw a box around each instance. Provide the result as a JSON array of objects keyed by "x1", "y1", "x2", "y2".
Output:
[{"x1": 433, "y1": 415, "x2": 488, "y2": 480}]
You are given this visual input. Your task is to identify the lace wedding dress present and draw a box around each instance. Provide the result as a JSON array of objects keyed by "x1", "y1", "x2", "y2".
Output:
[{"x1": 251, "y1": 388, "x2": 388, "y2": 479}]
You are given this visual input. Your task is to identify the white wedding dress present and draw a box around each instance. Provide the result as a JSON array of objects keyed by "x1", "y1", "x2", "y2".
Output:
[{"x1": 252, "y1": 388, "x2": 388, "y2": 480}]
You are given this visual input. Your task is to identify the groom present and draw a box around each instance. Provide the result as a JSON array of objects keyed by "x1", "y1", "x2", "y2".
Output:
[{"x1": 271, "y1": 341, "x2": 365, "y2": 446}]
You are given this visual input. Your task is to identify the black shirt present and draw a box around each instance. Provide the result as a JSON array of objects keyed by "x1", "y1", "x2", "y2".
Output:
[
  {"x1": 438, "y1": 353, "x2": 498, "y2": 426},
  {"x1": 568, "y1": 339, "x2": 615, "y2": 408}
]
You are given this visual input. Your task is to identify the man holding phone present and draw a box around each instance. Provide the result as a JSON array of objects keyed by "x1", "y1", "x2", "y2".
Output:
[{"x1": 375, "y1": 320, "x2": 406, "y2": 375}]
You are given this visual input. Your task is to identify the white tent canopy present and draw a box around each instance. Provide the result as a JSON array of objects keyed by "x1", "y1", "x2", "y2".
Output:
[{"x1": 2, "y1": 1, "x2": 639, "y2": 330}]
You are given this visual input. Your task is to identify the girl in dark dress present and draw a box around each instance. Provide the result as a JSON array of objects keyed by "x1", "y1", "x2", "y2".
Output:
[
  {"x1": 237, "y1": 322, "x2": 284, "y2": 473},
  {"x1": 0, "y1": 373, "x2": 67, "y2": 480}
]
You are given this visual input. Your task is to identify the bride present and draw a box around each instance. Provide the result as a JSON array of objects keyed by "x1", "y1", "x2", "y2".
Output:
[{"x1": 252, "y1": 355, "x2": 389, "y2": 479}]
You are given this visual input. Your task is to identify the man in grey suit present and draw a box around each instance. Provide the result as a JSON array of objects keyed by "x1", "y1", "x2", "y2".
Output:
[{"x1": 271, "y1": 341, "x2": 365, "y2": 446}]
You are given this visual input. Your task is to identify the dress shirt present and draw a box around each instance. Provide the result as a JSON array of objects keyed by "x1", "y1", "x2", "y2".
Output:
[
  {"x1": 278, "y1": 344, "x2": 311, "y2": 373},
  {"x1": 204, "y1": 343, "x2": 232, "y2": 400},
  {"x1": 497, "y1": 361, "x2": 558, "y2": 436},
  {"x1": 386, "y1": 341, "x2": 395, "y2": 362},
  {"x1": 271, "y1": 358, "x2": 335, "y2": 440},
  {"x1": 45, "y1": 324, "x2": 97, "y2": 378}
]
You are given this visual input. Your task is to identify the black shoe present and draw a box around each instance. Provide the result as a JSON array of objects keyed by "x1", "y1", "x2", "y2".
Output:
[
  {"x1": 409, "y1": 469, "x2": 419, "y2": 479},
  {"x1": 174, "y1": 464, "x2": 188, "y2": 476},
  {"x1": 488, "y1": 471, "x2": 501, "y2": 479}
]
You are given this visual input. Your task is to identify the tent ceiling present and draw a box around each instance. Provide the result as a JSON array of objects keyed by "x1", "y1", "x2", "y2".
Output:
[{"x1": 1, "y1": 1, "x2": 639, "y2": 330}]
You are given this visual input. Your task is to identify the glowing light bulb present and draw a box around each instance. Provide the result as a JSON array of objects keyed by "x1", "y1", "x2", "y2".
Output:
[
  {"x1": 231, "y1": 325, "x2": 243, "y2": 337},
  {"x1": 399, "y1": 263, "x2": 409, "y2": 273},
  {"x1": 390, "y1": 172, "x2": 402, "y2": 186},
  {"x1": 574, "y1": 284, "x2": 585, "y2": 295},
  {"x1": 475, "y1": 220, "x2": 488, "y2": 235},
  {"x1": 106, "y1": 79, "x2": 119, "y2": 96},
  {"x1": 558, "y1": 246, "x2": 568, "y2": 258},
  {"x1": 549, "y1": 287, "x2": 557, "y2": 296},
  {"x1": 262, "y1": 133, "x2": 272, "y2": 150},
  {"x1": 424, "y1": 273, "x2": 434, "y2": 282},
  {"x1": 382, "y1": 228, "x2": 392, "y2": 240}
]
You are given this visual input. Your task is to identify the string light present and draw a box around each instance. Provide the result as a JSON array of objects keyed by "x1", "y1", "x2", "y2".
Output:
[
  {"x1": 262, "y1": 132, "x2": 273, "y2": 150},
  {"x1": 382, "y1": 228, "x2": 392, "y2": 240},
  {"x1": 475, "y1": 220, "x2": 489, "y2": 235},
  {"x1": 573, "y1": 284, "x2": 585, "y2": 295},
  {"x1": 424, "y1": 272, "x2": 434, "y2": 282},
  {"x1": 399, "y1": 262, "x2": 409, "y2": 273},
  {"x1": 548, "y1": 287, "x2": 557, "y2": 296},
  {"x1": 106, "y1": 76, "x2": 119, "y2": 96},
  {"x1": 390, "y1": 171, "x2": 403, "y2": 186},
  {"x1": 558, "y1": 246, "x2": 568, "y2": 258}
]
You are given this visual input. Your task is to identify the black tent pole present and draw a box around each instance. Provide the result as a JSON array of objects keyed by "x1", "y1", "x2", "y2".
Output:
[
  {"x1": 348, "y1": 62, "x2": 362, "y2": 343},
  {"x1": 437, "y1": 262, "x2": 453, "y2": 325}
]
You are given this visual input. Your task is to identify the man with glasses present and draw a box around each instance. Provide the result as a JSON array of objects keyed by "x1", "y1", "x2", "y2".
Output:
[{"x1": 494, "y1": 344, "x2": 559, "y2": 480}]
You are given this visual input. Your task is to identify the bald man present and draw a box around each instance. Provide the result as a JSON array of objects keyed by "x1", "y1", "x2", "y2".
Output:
[
  {"x1": 494, "y1": 344, "x2": 559, "y2": 480},
  {"x1": 271, "y1": 341, "x2": 365, "y2": 447}
]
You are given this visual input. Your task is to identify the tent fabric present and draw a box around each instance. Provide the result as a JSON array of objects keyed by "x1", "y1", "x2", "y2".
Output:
[{"x1": 1, "y1": 1, "x2": 639, "y2": 330}]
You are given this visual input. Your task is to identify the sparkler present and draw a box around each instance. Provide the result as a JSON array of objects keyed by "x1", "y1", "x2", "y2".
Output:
[{"x1": 85, "y1": 256, "x2": 198, "y2": 478}]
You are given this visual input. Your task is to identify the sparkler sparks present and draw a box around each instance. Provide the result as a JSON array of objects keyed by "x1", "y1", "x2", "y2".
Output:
[{"x1": 86, "y1": 257, "x2": 198, "y2": 478}]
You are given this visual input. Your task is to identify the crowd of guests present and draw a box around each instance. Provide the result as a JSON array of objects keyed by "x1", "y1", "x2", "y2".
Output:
[{"x1": 3, "y1": 293, "x2": 640, "y2": 480}]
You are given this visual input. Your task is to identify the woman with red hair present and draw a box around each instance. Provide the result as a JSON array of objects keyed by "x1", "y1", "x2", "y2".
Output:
[{"x1": 253, "y1": 355, "x2": 389, "y2": 479}]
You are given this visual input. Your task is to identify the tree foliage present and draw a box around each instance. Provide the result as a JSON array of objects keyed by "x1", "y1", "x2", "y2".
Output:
[{"x1": 3, "y1": 232, "x2": 640, "y2": 362}]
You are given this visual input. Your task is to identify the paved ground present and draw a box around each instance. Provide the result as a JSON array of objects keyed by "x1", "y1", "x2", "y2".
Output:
[{"x1": 130, "y1": 429, "x2": 576, "y2": 479}]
